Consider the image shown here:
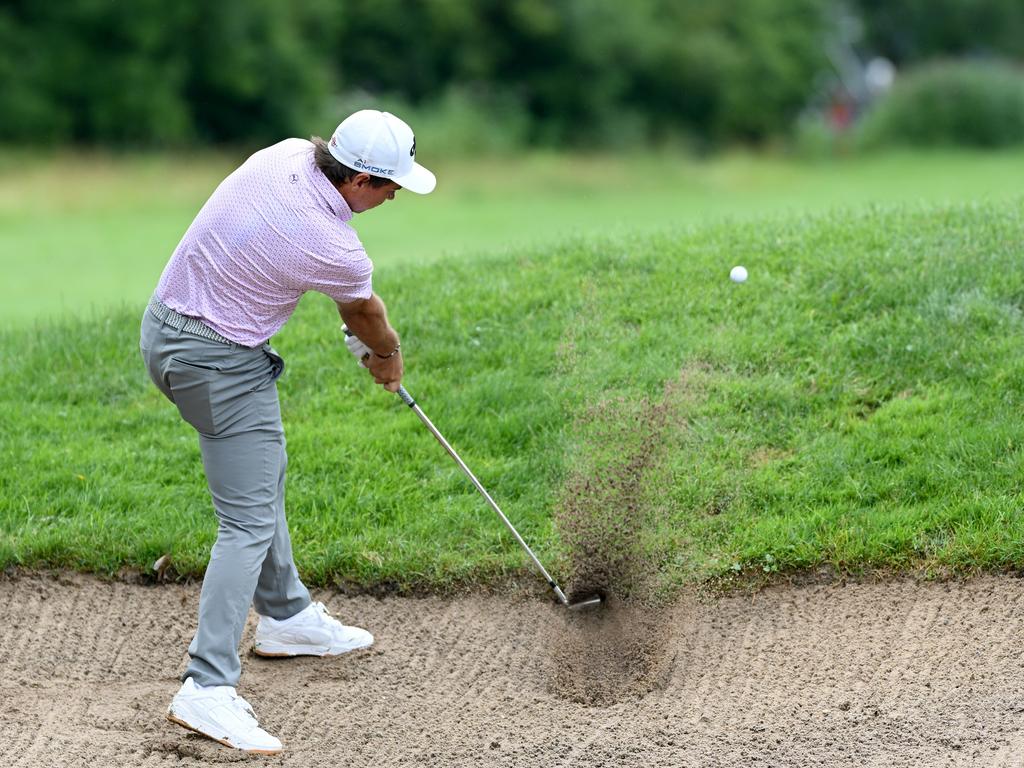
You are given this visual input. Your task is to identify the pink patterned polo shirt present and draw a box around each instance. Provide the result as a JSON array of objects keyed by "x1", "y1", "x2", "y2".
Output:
[{"x1": 156, "y1": 138, "x2": 372, "y2": 347}]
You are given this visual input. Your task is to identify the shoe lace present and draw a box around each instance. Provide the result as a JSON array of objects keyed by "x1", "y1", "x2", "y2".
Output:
[
  {"x1": 313, "y1": 602, "x2": 348, "y2": 632},
  {"x1": 230, "y1": 693, "x2": 258, "y2": 724}
]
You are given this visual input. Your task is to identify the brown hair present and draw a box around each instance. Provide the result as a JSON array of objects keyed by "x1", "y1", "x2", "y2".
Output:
[{"x1": 310, "y1": 136, "x2": 392, "y2": 188}]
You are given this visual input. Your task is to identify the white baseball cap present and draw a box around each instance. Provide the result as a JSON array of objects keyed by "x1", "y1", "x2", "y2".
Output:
[{"x1": 328, "y1": 110, "x2": 436, "y2": 194}]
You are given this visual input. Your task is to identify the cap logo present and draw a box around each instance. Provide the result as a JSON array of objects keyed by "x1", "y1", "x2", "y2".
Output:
[
  {"x1": 330, "y1": 136, "x2": 337, "y2": 147},
  {"x1": 353, "y1": 159, "x2": 395, "y2": 176},
  {"x1": 410, "y1": 137, "x2": 416, "y2": 157}
]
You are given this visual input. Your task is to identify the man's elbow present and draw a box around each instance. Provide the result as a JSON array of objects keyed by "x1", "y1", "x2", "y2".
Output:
[{"x1": 337, "y1": 297, "x2": 369, "y2": 319}]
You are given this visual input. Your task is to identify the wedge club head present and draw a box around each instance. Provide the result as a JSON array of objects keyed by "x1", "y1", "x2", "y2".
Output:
[
  {"x1": 552, "y1": 583, "x2": 604, "y2": 611},
  {"x1": 568, "y1": 594, "x2": 604, "y2": 610}
]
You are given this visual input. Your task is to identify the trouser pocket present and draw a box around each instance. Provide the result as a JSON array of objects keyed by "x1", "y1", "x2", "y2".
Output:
[
  {"x1": 149, "y1": 321, "x2": 284, "y2": 436},
  {"x1": 171, "y1": 351, "x2": 283, "y2": 436},
  {"x1": 167, "y1": 357, "x2": 218, "y2": 434},
  {"x1": 257, "y1": 345, "x2": 285, "y2": 390}
]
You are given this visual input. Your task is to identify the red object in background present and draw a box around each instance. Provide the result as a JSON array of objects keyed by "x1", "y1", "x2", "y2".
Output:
[{"x1": 829, "y1": 99, "x2": 854, "y2": 131}]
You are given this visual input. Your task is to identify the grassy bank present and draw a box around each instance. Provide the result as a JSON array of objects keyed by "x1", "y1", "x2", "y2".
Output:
[
  {"x1": 4, "y1": 148, "x2": 1024, "y2": 324},
  {"x1": 3, "y1": 201, "x2": 1024, "y2": 592}
]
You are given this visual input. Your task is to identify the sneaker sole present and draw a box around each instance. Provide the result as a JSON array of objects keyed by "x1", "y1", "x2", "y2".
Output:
[
  {"x1": 166, "y1": 713, "x2": 283, "y2": 755},
  {"x1": 252, "y1": 641, "x2": 373, "y2": 658}
]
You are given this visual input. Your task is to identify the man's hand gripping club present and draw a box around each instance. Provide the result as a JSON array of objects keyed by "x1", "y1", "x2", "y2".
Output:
[{"x1": 337, "y1": 293, "x2": 403, "y2": 393}]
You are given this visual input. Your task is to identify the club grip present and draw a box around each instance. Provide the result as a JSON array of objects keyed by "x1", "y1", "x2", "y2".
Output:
[{"x1": 397, "y1": 386, "x2": 416, "y2": 407}]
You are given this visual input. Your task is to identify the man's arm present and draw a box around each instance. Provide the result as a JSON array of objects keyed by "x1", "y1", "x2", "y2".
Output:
[{"x1": 337, "y1": 293, "x2": 403, "y2": 392}]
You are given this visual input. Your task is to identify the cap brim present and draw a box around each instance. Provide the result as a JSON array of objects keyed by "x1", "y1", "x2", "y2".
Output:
[{"x1": 394, "y1": 162, "x2": 436, "y2": 195}]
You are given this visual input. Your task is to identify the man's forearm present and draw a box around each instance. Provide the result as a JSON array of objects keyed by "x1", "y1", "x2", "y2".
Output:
[{"x1": 337, "y1": 294, "x2": 400, "y2": 356}]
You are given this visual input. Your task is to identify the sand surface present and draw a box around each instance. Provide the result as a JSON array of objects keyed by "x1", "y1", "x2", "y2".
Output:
[{"x1": 2, "y1": 572, "x2": 1023, "y2": 767}]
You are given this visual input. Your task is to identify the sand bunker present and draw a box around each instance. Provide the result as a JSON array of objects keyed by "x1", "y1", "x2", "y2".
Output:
[{"x1": 2, "y1": 572, "x2": 1023, "y2": 767}]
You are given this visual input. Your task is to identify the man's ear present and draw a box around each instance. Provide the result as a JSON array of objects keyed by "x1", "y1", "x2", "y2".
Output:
[{"x1": 352, "y1": 172, "x2": 373, "y2": 188}]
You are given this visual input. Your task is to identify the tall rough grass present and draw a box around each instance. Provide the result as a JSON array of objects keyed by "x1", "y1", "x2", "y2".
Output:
[{"x1": 3, "y1": 203, "x2": 1024, "y2": 592}]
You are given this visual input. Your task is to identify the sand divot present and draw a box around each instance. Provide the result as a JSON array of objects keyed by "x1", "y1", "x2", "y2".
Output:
[{"x1": 548, "y1": 597, "x2": 677, "y2": 706}]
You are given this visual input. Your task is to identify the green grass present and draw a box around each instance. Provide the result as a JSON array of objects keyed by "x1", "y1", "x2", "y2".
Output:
[
  {"x1": 4, "y1": 148, "x2": 1024, "y2": 324},
  {"x1": 3, "y1": 201, "x2": 1024, "y2": 591}
]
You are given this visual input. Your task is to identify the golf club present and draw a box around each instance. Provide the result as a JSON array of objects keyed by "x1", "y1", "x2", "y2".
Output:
[{"x1": 395, "y1": 385, "x2": 602, "y2": 611}]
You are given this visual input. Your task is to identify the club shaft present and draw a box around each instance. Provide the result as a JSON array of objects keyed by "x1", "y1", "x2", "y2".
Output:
[{"x1": 397, "y1": 386, "x2": 569, "y2": 606}]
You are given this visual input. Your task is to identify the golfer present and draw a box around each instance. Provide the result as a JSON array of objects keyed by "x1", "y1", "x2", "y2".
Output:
[{"x1": 139, "y1": 110, "x2": 435, "y2": 753}]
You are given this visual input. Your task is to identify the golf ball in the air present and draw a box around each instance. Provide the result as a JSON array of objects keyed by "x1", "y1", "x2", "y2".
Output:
[{"x1": 730, "y1": 265, "x2": 748, "y2": 283}]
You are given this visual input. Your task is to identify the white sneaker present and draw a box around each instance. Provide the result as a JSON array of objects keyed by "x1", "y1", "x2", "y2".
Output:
[
  {"x1": 253, "y1": 601, "x2": 374, "y2": 657},
  {"x1": 167, "y1": 677, "x2": 283, "y2": 754}
]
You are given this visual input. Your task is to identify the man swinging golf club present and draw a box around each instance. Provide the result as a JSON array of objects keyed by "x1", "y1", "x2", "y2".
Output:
[{"x1": 139, "y1": 110, "x2": 435, "y2": 754}]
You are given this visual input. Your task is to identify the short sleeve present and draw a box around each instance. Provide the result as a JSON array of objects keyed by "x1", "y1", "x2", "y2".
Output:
[{"x1": 302, "y1": 247, "x2": 374, "y2": 304}]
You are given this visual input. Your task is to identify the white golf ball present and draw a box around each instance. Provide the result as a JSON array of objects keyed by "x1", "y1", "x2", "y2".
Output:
[{"x1": 730, "y1": 265, "x2": 748, "y2": 283}]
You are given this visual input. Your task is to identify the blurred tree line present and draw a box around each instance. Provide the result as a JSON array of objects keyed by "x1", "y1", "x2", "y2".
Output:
[
  {"x1": 1, "y1": 0, "x2": 1021, "y2": 150},
  {"x1": 856, "y1": 0, "x2": 1024, "y2": 65}
]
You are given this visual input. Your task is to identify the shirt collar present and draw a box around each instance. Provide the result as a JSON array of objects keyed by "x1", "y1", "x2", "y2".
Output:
[{"x1": 308, "y1": 149, "x2": 353, "y2": 223}]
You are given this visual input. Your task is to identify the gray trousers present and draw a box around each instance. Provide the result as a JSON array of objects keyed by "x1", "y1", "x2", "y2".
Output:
[{"x1": 140, "y1": 305, "x2": 311, "y2": 687}]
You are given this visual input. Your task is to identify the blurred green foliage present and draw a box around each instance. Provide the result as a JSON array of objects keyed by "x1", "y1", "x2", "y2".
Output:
[
  {"x1": 334, "y1": 0, "x2": 831, "y2": 147},
  {"x1": 2, "y1": 1, "x2": 1023, "y2": 150},
  {"x1": 855, "y1": 0, "x2": 1024, "y2": 64},
  {"x1": 0, "y1": 0, "x2": 336, "y2": 144},
  {"x1": 857, "y1": 60, "x2": 1024, "y2": 149},
  {"x1": 0, "y1": 0, "x2": 830, "y2": 148}
]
